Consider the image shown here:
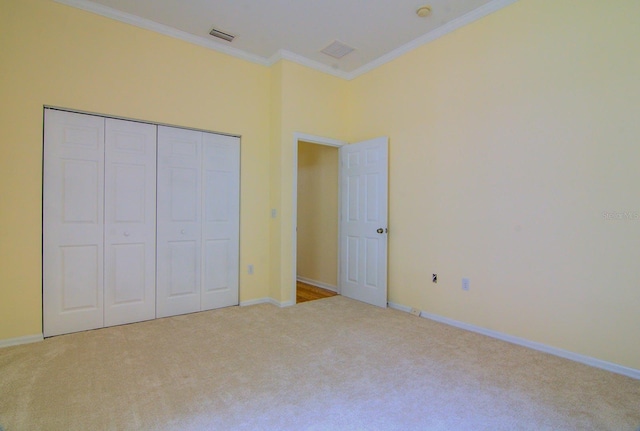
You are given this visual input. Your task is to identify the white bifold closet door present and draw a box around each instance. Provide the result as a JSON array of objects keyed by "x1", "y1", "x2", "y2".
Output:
[
  {"x1": 104, "y1": 118, "x2": 157, "y2": 327},
  {"x1": 156, "y1": 126, "x2": 240, "y2": 318},
  {"x1": 44, "y1": 110, "x2": 157, "y2": 337},
  {"x1": 44, "y1": 110, "x2": 239, "y2": 337},
  {"x1": 43, "y1": 110, "x2": 105, "y2": 336}
]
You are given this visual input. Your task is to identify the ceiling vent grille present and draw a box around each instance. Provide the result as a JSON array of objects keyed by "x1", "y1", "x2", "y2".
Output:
[
  {"x1": 209, "y1": 27, "x2": 235, "y2": 42},
  {"x1": 321, "y1": 40, "x2": 355, "y2": 59}
]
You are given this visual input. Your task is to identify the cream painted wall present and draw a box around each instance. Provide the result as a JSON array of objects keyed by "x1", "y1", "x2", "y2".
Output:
[
  {"x1": 268, "y1": 62, "x2": 284, "y2": 302},
  {"x1": 0, "y1": 0, "x2": 271, "y2": 340},
  {"x1": 296, "y1": 142, "x2": 339, "y2": 287},
  {"x1": 269, "y1": 61, "x2": 349, "y2": 304},
  {"x1": 348, "y1": 0, "x2": 640, "y2": 369}
]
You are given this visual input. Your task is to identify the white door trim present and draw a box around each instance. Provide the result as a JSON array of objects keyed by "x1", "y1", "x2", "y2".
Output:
[{"x1": 292, "y1": 133, "x2": 347, "y2": 305}]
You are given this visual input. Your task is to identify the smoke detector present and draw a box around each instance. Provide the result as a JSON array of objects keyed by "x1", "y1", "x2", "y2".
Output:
[{"x1": 416, "y1": 6, "x2": 432, "y2": 18}]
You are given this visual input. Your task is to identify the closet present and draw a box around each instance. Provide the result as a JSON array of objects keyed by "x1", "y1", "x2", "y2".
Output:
[
  {"x1": 43, "y1": 109, "x2": 239, "y2": 337},
  {"x1": 156, "y1": 126, "x2": 240, "y2": 318}
]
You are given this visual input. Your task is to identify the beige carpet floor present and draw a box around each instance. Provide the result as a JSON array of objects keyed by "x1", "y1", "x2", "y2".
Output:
[{"x1": 1, "y1": 296, "x2": 639, "y2": 430}]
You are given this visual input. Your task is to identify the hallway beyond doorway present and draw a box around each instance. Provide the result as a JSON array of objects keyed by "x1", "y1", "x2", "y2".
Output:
[{"x1": 296, "y1": 281, "x2": 337, "y2": 304}]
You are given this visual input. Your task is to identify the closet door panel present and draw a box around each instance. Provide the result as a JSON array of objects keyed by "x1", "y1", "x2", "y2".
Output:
[
  {"x1": 104, "y1": 119, "x2": 157, "y2": 326},
  {"x1": 201, "y1": 133, "x2": 240, "y2": 310},
  {"x1": 157, "y1": 126, "x2": 202, "y2": 318},
  {"x1": 43, "y1": 110, "x2": 105, "y2": 337},
  {"x1": 168, "y1": 240, "x2": 199, "y2": 295}
]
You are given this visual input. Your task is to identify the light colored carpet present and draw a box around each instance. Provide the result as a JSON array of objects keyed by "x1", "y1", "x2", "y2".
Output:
[{"x1": 1, "y1": 296, "x2": 639, "y2": 430}]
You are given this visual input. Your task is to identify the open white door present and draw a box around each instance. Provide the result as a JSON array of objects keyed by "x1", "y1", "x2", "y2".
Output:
[{"x1": 339, "y1": 137, "x2": 388, "y2": 307}]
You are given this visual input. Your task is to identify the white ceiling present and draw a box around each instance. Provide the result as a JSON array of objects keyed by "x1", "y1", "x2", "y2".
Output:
[{"x1": 56, "y1": 0, "x2": 517, "y2": 79}]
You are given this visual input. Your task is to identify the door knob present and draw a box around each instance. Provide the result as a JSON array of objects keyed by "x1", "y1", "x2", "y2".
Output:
[
  {"x1": 377, "y1": 228, "x2": 384, "y2": 234},
  {"x1": 180, "y1": 229, "x2": 186, "y2": 235},
  {"x1": 124, "y1": 231, "x2": 130, "y2": 237}
]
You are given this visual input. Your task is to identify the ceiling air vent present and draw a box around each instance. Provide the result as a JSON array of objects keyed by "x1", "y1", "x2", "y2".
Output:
[
  {"x1": 209, "y1": 27, "x2": 235, "y2": 42},
  {"x1": 321, "y1": 40, "x2": 355, "y2": 59}
]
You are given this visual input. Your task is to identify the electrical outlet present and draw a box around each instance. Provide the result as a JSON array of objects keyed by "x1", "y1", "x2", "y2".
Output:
[
  {"x1": 248, "y1": 264, "x2": 254, "y2": 275},
  {"x1": 432, "y1": 274, "x2": 437, "y2": 283},
  {"x1": 410, "y1": 308, "x2": 421, "y2": 317},
  {"x1": 462, "y1": 277, "x2": 470, "y2": 291}
]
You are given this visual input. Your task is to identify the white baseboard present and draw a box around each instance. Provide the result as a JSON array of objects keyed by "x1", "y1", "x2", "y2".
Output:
[
  {"x1": 240, "y1": 298, "x2": 276, "y2": 307},
  {"x1": 388, "y1": 302, "x2": 412, "y2": 313},
  {"x1": 388, "y1": 302, "x2": 640, "y2": 381},
  {"x1": 240, "y1": 298, "x2": 294, "y2": 307},
  {"x1": 0, "y1": 334, "x2": 44, "y2": 349},
  {"x1": 296, "y1": 276, "x2": 338, "y2": 293}
]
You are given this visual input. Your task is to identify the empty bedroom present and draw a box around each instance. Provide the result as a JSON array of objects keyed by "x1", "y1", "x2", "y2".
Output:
[{"x1": 1, "y1": 0, "x2": 639, "y2": 429}]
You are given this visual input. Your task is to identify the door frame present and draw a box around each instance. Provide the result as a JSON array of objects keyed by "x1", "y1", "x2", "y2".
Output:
[{"x1": 292, "y1": 132, "x2": 347, "y2": 304}]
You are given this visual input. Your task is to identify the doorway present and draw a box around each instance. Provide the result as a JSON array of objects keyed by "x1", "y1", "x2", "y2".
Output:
[
  {"x1": 292, "y1": 134, "x2": 346, "y2": 304},
  {"x1": 292, "y1": 134, "x2": 389, "y2": 308}
]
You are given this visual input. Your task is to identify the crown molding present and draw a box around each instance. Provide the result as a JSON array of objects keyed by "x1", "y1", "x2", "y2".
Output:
[
  {"x1": 348, "y1": 0, "x2": 521, "y2": 79},
  {"x1": 268, "y1": 50, "x2": 352, "y2": 80},
  {"x1": 52, "y1": 0, "x2": 269, "y2": 66},
  {"x1": 53, "y1": 0, "x2": 520, "y2": 81}
]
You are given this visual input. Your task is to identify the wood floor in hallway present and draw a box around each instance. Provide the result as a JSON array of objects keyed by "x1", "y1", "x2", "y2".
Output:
[{"x1": 296, "y1": 281, "x2": 337, "y2": 304}]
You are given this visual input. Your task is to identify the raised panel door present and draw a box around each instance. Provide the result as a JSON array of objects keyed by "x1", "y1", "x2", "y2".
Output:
[
  {"x1": 201, "y1": 133, "x2": 240, "y2": 310},
  {"x1": 156, "y1": 126, "x2": 203, "y2": 317},
  {"x1": 43, "y1": 109, "x2": 105, "y2": 336},
  {"x1": 339, "y1": 137, "x2": 388, "y2": 308},
  {"x1": 104, "y1": 118, "x2": 157, "y2": 326}
]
